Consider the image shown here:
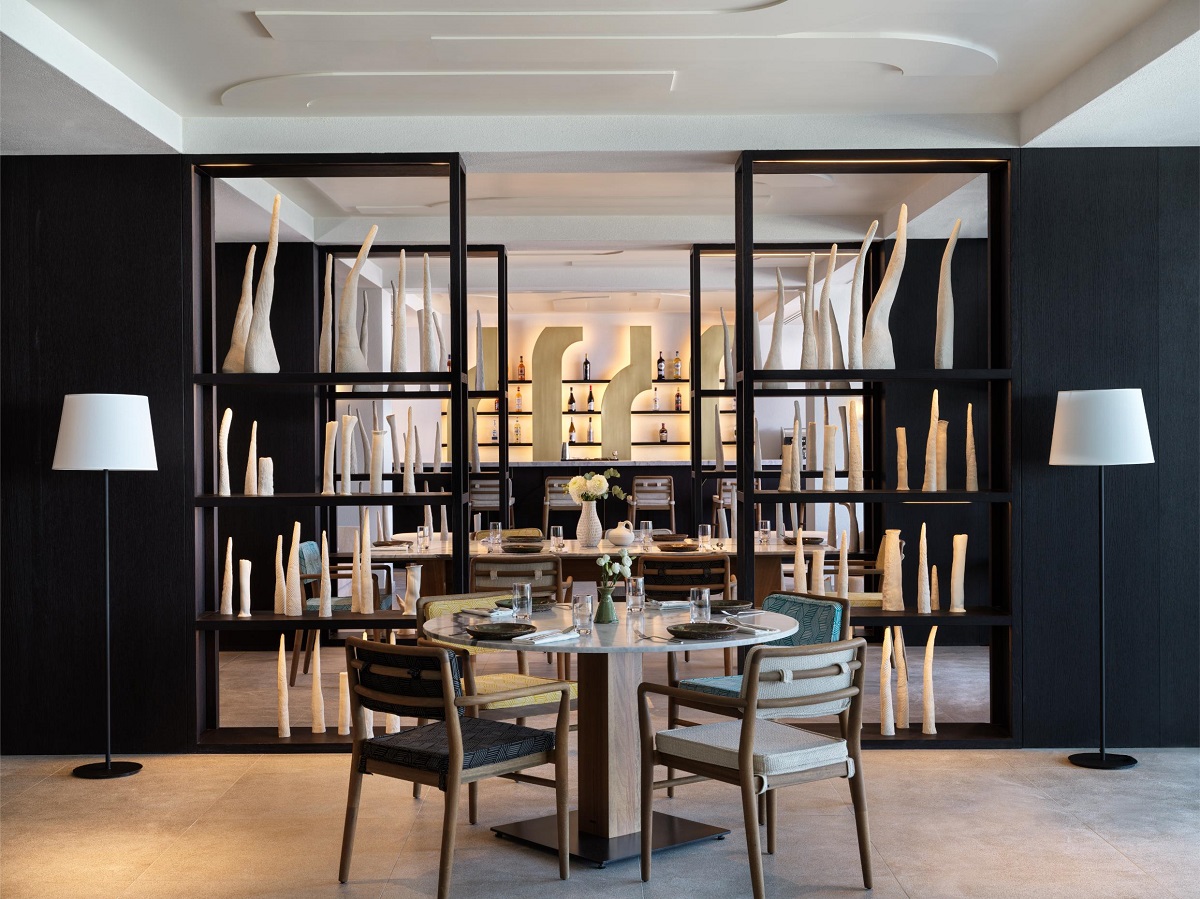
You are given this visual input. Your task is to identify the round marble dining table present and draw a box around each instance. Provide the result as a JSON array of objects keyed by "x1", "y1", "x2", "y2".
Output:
[{"x1": 424, "y1": 605, "x2": 799, "y2": 866}]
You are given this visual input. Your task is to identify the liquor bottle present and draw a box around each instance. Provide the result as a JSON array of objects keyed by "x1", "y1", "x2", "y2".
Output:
[
  {"x1": 657, "y1": 351, "x2": 666, "y2": 381},
  {"x1": 513, "y1": 421, "x2": 522, "y2": 443},
  {"x1": 494, "y1": 396, "x2": 500, "y2": 412},
  {"x1": 514, "y1": 386, "x2": 523, "y2": 411},
  {"x1": 567, "y1": 387, "x2": 576, "y2": 412},
  {"x1": 516, "y1": 355, "x2": 526, "y2": 380},
  {"x1": 673, "y1": 350, "x2": 682, "y2": 380},
  {"x1": 583, "y1": 354, "x2": 591, "y2": 381},
  {"x1": 491, "y1": 419, "x2": 498, "y2": 442},
  {"x1": 586, "y1": 417, "x2": 595, "y2": 443},
  {"x1": 659, "y1": 422, "x2": 669, "y2": 443},
  {"x1": 674, "y1": 387, "x2": 683, "y2": 412},
  {"x1": 568, "y1": 418, "x2": 577, "y2": 444},
  {"x1": 587, "y1": 385, "x2": 595, "y2": 411},
  {"x1": 652, "y1": 387, "x2": 660, "y2": 411},
  {"x1": 447, "y1": 354, "x2": 452, "y2": 372}
]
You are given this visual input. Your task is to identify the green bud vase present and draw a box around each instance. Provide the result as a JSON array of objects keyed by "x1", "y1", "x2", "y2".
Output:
[{"x1": 593, "y1": 586, "x2": 618, "y2": 624}]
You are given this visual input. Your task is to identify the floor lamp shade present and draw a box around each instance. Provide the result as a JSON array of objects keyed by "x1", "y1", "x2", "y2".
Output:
[
  {"x1": 1049, "y1": 389, "x2": 1154, "y2": 467},
  {"x1": 53, "y1": 394, "x2": 158, "y2": 471}
]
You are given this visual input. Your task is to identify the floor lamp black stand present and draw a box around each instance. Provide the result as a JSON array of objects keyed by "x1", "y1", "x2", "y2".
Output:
[
  {"x1": 1049, "y1": 388, "x2": 1154, "y2": 772},
  {"x1": 52, "y1": 394, "x2": 157, "y2": 779},
  {"x1": 1068, "y1": 467, "x2": 1135, "y2": 770}
]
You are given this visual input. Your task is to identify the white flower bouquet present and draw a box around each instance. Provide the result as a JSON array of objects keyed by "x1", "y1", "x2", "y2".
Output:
[
  {"x1": 564, "y1": 467, "x2": 626, "y2": 503},
  {"x1": 597, "y1": 548, "x2": 633, "y2": 590}
]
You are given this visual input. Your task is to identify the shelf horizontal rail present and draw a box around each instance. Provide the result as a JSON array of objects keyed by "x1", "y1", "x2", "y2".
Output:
[{"x1": 195, "y1": 492, "x2": 452, "y2": 507}]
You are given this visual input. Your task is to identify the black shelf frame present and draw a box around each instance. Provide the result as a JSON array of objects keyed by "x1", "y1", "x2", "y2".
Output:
[
  {"x1": 729, "y1": 150, "x2": 1017, "y2": 748},
  {"x1": 188, "y1": 153, "x2": 474, "y2": 753}
]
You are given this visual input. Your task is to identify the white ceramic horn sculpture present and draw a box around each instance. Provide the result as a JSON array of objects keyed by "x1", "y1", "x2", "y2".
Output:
[
  {"x1": 861, "y1": 204, "x2": 908, "y2": 369},
  {"x1": 221, "y1": 245, "x2": 257, "y2": 373},
  {"x1": 243, "y1": 195, "x2": 282, "y2": 374},
  {"x1": 848, "y1": 220, "x2": 878, "y2": 369},
  {"x1": 934, "y1": 218, "x2": 962, "y2": 370},
  {"x1": 334, "y1": 225, "x2": 379, "y2": 374}
]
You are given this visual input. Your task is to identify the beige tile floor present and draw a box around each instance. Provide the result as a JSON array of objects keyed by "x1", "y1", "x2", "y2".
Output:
[{"x1": 2, "y1": 643, "x2": 1197, "y2": 898}]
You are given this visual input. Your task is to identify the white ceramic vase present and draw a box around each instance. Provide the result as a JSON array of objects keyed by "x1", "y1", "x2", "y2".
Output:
[{"x1": 576, "y1": 500, "x2": 603, "y2": 548}]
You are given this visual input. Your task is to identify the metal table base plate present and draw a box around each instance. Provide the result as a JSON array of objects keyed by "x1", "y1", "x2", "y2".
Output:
[{"x1": 492, "y1": 810, "x2": 729, "y2": 868}]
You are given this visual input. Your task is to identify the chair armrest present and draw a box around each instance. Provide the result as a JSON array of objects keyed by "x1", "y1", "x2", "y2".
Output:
[
  {"x1": 639, "y1": 681, "x2": 747, "y2": 712},
  {"x1": 456, "y1": 679, "x2": 572, "y2": 708},
  {"x1": 559, "y1": 576, "x2": 574, "y2": 605}
]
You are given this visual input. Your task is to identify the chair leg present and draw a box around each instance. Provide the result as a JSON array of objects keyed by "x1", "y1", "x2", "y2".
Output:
[
  {"x1": 847, "y1": 757, "x2": 874, "y2": 889},
  {"x1": 337, "y1": 756, "x2": 364, "y2": 883},
  {"x1": 741, "y1": 775, "x2": 766, "y2": 899},
  {"x1": 413, "y1": 718, "x2": 427, "y2": 799},
  {"x1": 724, "y1": 647, "x2": 734, "y2": 677},
  {"x1": 765, "y1": 789, "x2": 777, "y2": 855},
  {"x1": 641, "y1": 752, "x2": 655, "y2": 883},
  {"x1": 555, "y1": 749, "x2": 570, "y2": 881},
  {"x1": 468, "y1": 782, "x2": 479, "y2": 825},
  {"x1": 666, "y1": 697, "x2": 678, "y2": 798},
  {"x1": 303, "y1": 630, "x2": 317, "y2": 675},
  {"x1": 757, "y1": 791, "x2": 766, "y2": 825},
  {"x1": 543, "y1": 503, "x2": 549, "y2": 537},
  {"x1": 436, "y1": 776, "x2": 461, "y2": 899},
  {"x1": 289, "y1": 630, "x2": 304, "y2": 687}
]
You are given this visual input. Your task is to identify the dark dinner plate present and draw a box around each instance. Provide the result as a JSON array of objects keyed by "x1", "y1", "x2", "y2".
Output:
[
  {"x1": 710, "y1": 599, "x2": 753, "y2": 614},
  {"x1": 657, "y1": 542, "x2": 699, "y2": 553},
  {"x1": 500, "y1": 543, "x2": 545, "y2": 554},
  {"x1": 666, "y1": 622, "x2": 739, "y2": 640},
  {"x1": 494, "y1": 597, "x2": 556, "y2": 612},
  {"x1": 503, "y1": 535, "x2": 545, "y2": 544},
  {"x1": 651, "y1": 533, "x2": 689, "y2": 543},
  {"x1": 783, "y1": 535, "x2": 826, "y2": 546},
  {"x1": 465, "y1": 622, "x2": 537, "y2": 640}
]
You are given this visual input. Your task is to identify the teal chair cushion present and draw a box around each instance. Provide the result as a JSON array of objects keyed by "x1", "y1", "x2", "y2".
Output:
[
  {"x1": 298, "y1": 540, "x2": 321, "y2": 577},
  {"x1": 678, "y1": 593, "x2": 843, "y2": 701}
]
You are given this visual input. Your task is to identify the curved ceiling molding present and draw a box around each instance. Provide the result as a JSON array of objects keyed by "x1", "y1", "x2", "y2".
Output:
[{"x1": 221, "y1": 71, "x2": 676, "y2": 111}]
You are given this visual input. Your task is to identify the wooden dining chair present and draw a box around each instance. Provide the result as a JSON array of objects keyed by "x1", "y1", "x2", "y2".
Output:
[
  {"x1": 469, "y1": 477, "x2": 515, "y2": 527},
  {"x1": 637, "y1": 552, "x2": 734, "y2": 676},
  {"x1": 543, "y1": 476, "x2": 577, "y2": 535},
  {"x1": 629, "y1": 475, "x2": 676, "y2": 532},
  {"x1": 639, "y1": 638, "x2": 871, "y2": 899},
  {"x1": 339, "y1": 639, "x2": 571, "y2": 899},
  {"x1": 470, "y1": 554, "x2": 574, "y2": 678}
]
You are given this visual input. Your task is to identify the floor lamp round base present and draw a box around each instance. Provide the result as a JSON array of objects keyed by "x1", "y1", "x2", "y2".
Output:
[
  {"x1": 72, "y1": 761, "x2": 142, "y2": 779},
  {"x1": 1068, "y1": 752, "x2": 1137, "y2": 770}
]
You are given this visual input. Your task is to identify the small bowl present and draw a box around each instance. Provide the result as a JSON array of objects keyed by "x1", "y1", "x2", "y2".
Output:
[
  {"x1": 710, "y1": 599, "x2": 753, "y2": 614},
  {"x1": 465, "y1": 622, "x2": 537, "y2": 641},
  {"x1": 503, "y1": 535, "x2": 544, "y2": 544},
  {"x1": 657, "y1": 542, "x2": 699, "y2": 553},
  {"x1": 666, "y1": 622, "x2": 739, "y2": 640},
  {"x1": 651, "y1": 533, "x2": 689, "y2": 543}
]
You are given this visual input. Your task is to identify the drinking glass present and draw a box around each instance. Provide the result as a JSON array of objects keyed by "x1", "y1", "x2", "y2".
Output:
[
  {"x1": 489, "y1": 522, "x2": 503, "y2": 551},
  {"x1": 416, "y1": 525, "x2": 431, "y2": 551},
  {"x1": 511, "y1": 583, "x2": 533, "y2": 622},
  {"x1": 640, "y1": 521, "x2": 654, "y2": 547},
  {"x1": 625, "y1": 576, "x2": 645, "y2": 612},
  {"x1": 550, "y1": 525, "x2": 565, "y2": 551},
  {"x1": 689, "y1": 587, "x2": 711, "y2": 623},
  {"x1": 757, "y1": 520, "x2": 771, "y2": 546},
  {"x1": 572, "y1": 594, "x2": 594, "y2": 636},
  {"x1": 697, "y1": 524, "x2": 712, "y2": 550}
]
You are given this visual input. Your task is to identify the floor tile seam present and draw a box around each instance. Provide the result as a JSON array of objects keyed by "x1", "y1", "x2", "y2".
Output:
[
  {"x1": 867, "y1": 834, "x2": 915, "y2": 899},
  {"x1": 116, "y1": 817, "x2": 206, "y2": 898},
  {"x1": 1078, "y1": 819, "x2": 1185, "y2": 899}
]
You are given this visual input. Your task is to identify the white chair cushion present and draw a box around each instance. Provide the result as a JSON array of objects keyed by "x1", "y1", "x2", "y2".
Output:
[{"x1": 655, "y1": 720, "x2": 848, "y2": 777}]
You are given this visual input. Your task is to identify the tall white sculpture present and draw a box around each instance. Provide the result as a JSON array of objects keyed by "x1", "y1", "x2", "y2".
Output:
[
  {"x1": 276, "y1": 634, "x2": 291, "y2": 738},
  {"x1": 244, "y1": 420, "x2": 258, "y2": 495},
  {"x1": 391, "y1": 250, "x2": 408, "y2": 373},
  {"x1": 338, "y1": 671, "x2": 351, "y2": 735},
  {"x1": 934, "y1": 218, "x2": 962, "y2": 369},
  {"x1": 257, "y1": 457, "x2": 274, "y2": 496},
  {"x1": 237, "y1": 559, "x2": 252, "y2": 618},
  {"x1": 318, "y1": 254, "x2": 334, "y2": 374},
  {"x1": 793, "y1": 542, "x2": 807, "y2": 594},
  {"x1": 433, "y1": 421, "x2": 443, "y2": 473},
  {"x1": 420, "y1": 254, "x2": 436, "y2": 377},
  {"x1": 321, "y1": 420, "x2": 338, "y2": 495},
  {"x1": 310, "y1": 632, "x2": 326, "y2": 734},
  {"x1": 220, "y1": 246, "x2": 257, "y2": 373},
  {"x1": 930, "y1": 565, "x2": 940, "y2": 610},
  {"x1": 403, "y1": 408, "x2": 416, "y2": 493},
  {"x1": 243, "y1": 195, "x2": 282, "y2": 374},
  {"x1": 801, "y1": 254, "x2": 818, "y2": 369},
  {"x1": 881, "y1": 528, "x2": 904, "y2": 611},
  {"x1": 217, "y1": 407, "x2": 233, "y2": 495},
  {"x1": 319, "y1": 531, "x2": 332, "y2": 617},
  {"x1": 848, "y1": 400, "x2": 863, "y2": 491},
  {"x1": 923, "y1": 626, "x2": 939, "y2": 735},
  {"x1": 916, "y1": 523, "x2": 931, "y2": 614},
  {"x1": 880, "y1": 628, "x2": 895, "y2": 736},
  {"x1": 922, "y1": 389, "x2": 940, "y2": 492},
  {"x1": 848, "y1": 220, "x2": 878, "y2": 369},
  {"x1": 273, "y1": 534, "x2": 285, "y2": 614},
  {"x1": 966, "y1": 403, "x2": 979, "y2": 491},
  {"x1": 893, "y1": 627, "x2": 910, "y2": 729},
  {"x1": 810, "y1": 547, "x2": 826, "y2": 594},
  {"x1": 822, "y1": 424, "x2": 837, "y2": 492},
  {"x1": 220, "y1": 537, "x2": 233, "y2": 615},
  {"x1": 764, "y1": 268, "x2": 787, "y2": 374},
  {"x1": 817, "y1": 245, "x2": 837, "y2": 369},
  {"x1": 413, "y1": 428, "x2": 423, "y2": 476},
  {"x1": 339, "y1": 414, "x2": 357, "y2": 495},
  {"x1": 433, "y1": 311, "x2": 447, "y2": 377},
  {"x1": 753, "y1": 416, "x2": 763, "y2": 471},
  {"x1": 285, "y1": 521, "x2": 303, "y2": 616},
  {"x1": 937, "y1": 420, "x2": 949, "y2": 492},
  {"x1": 790, "y1": 416, "x2": 803, "y2": 491},
  {"x1": 951, "y1": 534, "x2": 968, "y2": 612},
  {"x1": 713, "y1": 404, "x2": 725, "y2": 472},
  {"x1": 896, "y1": 426, "x2": 910, "y2": 491},
  {"x1": 720, "y1": 307, "x2": 734, "y2": 390},
  {"x1": 837, "y1": 533, "x2": 849, "y2": 598},
  {"x1": 334, "y1": 225, "x2": 380, "y2": 374},
  {"x1": 370, "y1": 430, "x2": 386, "y2": 494},
  {"x1": 474, "y1": 310, "x2": 485, "y2": 391},
  {"x1": 861, "y1": 204, "x2": 908, "y2": 369}
]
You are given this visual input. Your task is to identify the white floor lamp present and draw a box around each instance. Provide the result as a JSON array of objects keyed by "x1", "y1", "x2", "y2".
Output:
[
  {"x1": 53, "y1": 394, "x2": 158, "y2": 779},
  {"x1": 1049, "y1": 388, "x2": 1154, "y2": 770}
]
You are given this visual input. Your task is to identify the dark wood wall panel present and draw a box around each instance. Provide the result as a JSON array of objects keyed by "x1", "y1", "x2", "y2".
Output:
[
  {"x1": 1, "y1": 155, "x2": 192, "y2": 754},
  {"x1": 1016, "y1": 148, "x2": 1199, "y2": 748}
]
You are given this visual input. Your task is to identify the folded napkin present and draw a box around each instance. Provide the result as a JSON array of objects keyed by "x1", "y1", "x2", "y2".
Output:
[
  {"x1": 646, "y1": 600, "x2": 692, "y2": 610},
  {"x1": 512, "y1": 629, "x2": 579, "y2": 645},
  {"x1": 460, "y1": 608, "x2": 513, "y2": 619},
  {"x1": 730, "y1": 623, "x2": 780, "y2": 635}
]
